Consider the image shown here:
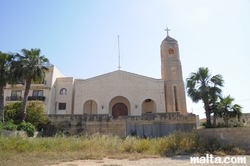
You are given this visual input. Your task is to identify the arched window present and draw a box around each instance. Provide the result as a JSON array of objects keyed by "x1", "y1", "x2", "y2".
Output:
[
  {"x1": 60, "y1": 88, "x2": 67, "y2": 95},
  {"x1": 168, "y1": 47, "x2": 175, "y2": 54},
  {"x1": 168, "y1": 47, "x2": 175, "y2": 57},
  {"x1": 173, "y1": 86, "x2": 178, "y2": 111}
]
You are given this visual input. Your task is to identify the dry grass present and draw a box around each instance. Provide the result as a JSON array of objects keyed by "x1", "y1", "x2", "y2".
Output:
[{"x1": 0, "y1": 131, "x2": 246, "y2": 166}]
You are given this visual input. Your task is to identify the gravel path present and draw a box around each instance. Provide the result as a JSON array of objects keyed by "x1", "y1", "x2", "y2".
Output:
[{"x1": 50, "y1": 155, "x2": 250, "y2": 166}]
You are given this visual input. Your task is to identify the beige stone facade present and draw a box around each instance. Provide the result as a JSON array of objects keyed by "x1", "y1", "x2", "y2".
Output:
[
  {"x1": 73, "y1": 70, "x2": 165, "y2": 116},
  {"x1": 4, "y1": 66, "x2": 65, "y2": 114},
  {"x1": 161, "y1": 35, "x2": 187, "y2": 115},
  {"x1": 4, "y1": 34, "x2": 188, "y2": 117}
]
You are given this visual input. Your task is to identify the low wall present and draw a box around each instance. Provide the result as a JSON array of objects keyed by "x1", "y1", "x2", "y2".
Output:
[
  {"x1": 212, "y1": 113, "x2": 250, "y2": 127},
  {"x1": 44, "y1": 112, "x2": 196, "y2": 137},
  {"x1": 197, "y1": 127, "x2": 250, "y2": 150},
  {"x1": 0, "y1": 130, "x2": 43, "y2": 138}
]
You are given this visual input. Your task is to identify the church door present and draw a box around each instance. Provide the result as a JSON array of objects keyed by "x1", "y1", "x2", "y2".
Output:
[{"x1": 112, "y1": 102, "x2": 128, "y2": 118}]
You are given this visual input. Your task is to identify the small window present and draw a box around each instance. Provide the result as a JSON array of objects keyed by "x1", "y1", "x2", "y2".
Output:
[
  {"x1": 168, "y1": 47, "x2": 175, "y2": 54},
  {"x1": 59, "y1": 103, "x2": 66, "y2": 110},
  {"x1": 33, "y1": 90, "x2": 43, "y2": 97},
  {"x1": 11, "y1": 90, "x2": 22, "y2": 97},
  {"x1": 168, "y1": 47, "x2": 176, "y2": 58},
  {"x1": 10, "y1": 90, "x2": 22, "y2": 101},
  {"x1": 60, "y1": 88, "x2": 67, "y2": 95}
]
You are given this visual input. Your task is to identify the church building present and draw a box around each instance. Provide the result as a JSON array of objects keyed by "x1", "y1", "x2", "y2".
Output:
[{"x1": 4, "y1": 31, "x2": 188, "y2": 118}]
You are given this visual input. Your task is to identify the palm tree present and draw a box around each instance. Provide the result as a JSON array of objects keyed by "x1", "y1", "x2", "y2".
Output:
[
  {"x1": 0, "y1": 51, "x2": 16, "y2": 122},
  {"x1": 217, "y1": 95, "x2": 243, "y2": 126},
  {"x1": 16, "y1": 48, "x2": 49, "y2": 122},
  {"x1": 209, "y1": 96, "x2": 220, "y2": 127},
  {"x1": 186, "y1": 67, "x2": 224, "y2": 127}
]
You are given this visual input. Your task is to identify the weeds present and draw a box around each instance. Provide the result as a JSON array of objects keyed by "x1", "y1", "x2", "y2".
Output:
[{"x1": 0, "y1": 131, "x2": 246, "y2": 166}]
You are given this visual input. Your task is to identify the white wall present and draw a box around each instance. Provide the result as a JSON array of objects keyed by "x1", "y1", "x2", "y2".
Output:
[
  {"x1": 74, "y1": 70, "x2": 166, "y2": 116},
  {"x1": 54, "y1": 77, "x2": 74, "y2": 114}
]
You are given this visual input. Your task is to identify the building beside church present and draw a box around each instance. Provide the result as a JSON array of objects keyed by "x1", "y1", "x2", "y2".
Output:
[{"x1": 4, "y1": 32, "x2": 188, "y2": 117}]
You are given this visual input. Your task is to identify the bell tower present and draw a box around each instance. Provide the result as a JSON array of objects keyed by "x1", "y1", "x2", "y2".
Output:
[{"x1": 160, "y1": 27, "x2": 187, "y2": 115}]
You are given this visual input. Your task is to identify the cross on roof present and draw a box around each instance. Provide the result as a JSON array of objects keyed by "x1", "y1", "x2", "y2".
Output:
[{"x1": 164, "y1": 26, "x2": 170, "y2": 36}]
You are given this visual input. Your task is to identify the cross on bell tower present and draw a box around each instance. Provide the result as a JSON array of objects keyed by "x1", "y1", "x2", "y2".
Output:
[{"x1": 164, "y1": 26, "x2": 170, "y2": 36}]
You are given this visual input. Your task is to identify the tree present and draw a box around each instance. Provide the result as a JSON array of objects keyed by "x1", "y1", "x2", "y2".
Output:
[
  {"x1": 186, "y1": 67, "x2": 224, "y2": 127},
  {"x1": 217, "y1": 95, "x2": 243, "y2": 126},
  {"x1": 209, "y1": 96, "x2": 220, "y2": 127},
  {"x1": 16, "y1": 48, "x2": 49, "y2": 122},
  {"x1": 0, "y1": 51, "x2": 15, "y2": 122}
]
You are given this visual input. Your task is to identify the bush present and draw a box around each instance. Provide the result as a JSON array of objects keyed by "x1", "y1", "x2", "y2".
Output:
[
  {"x1": 201, "y1": 122, "x2": 206, "y2": 126},
  {"x1": 17, "y1": 122, "x2": 36, "y2": 137},
  {"x1": 0, "y1": 120, "x2": 35, "y2": 137},
  {"x1": 216, "y1": 122, "x2": 227, "y2": 128},
  {"x1": 4, "y1": 102, "x2": 22, "y2": 124},
  {"x1": 203, "y1": 138, "x2": 220, "y2": 152},
  {"x1": 4, "y1": 101, "x2": 47, "y2": 128},
  {"x1": 26, "y1": 101, "x2": 48, "y2": 128},
  {"x1": 232, "y1": 122, "x2": 244, "y2": 127},
  {"x1": 0, "y1": 120, "x2": 18, "y2": 131}
]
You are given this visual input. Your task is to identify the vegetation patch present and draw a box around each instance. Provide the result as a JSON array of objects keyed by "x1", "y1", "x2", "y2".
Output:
[
  {"x1": 0, "y1": 131, "x2": 247, "y2": 166},
  {"x1": 4, "y1": 101, "x2": 48, "y2": 129}
]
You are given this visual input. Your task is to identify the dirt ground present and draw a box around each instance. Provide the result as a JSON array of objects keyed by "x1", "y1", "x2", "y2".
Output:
[{"x1": 50, "y1": 155, "x2": 250, "y2": 166}]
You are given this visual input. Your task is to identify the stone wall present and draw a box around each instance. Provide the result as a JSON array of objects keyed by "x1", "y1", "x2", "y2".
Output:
[
  {"x1": 0, "y1": 130, "x2": 43, "y2": 138},
  {"x1": 211, "y1": 113, "x2": 250, "y2": 127},
  {"x1": 197, "y1": 128, "x2": 250, "y2": 150},
  {"x1": 44, "y1": 112, "x2": 196, "y2": 137}
]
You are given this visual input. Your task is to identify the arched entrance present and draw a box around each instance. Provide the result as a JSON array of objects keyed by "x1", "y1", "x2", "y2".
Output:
[
  {"x1": 112, "y1": 102, "x2": 128, "y2": 118},
  {"x1": 83, "y1": 99, "x2": 98, "y2": 114},
  {"x1": 109, "y1": 96, "x2": 130, "y2": 118},
  {"x1": 142, "y1": 98, "x2": 156, "y2": 113}
]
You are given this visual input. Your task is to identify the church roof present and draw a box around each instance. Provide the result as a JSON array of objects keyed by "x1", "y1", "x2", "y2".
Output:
[
  {"x1": 75, "y1": 70, "x2": 162, "y2": 82},
  {"x1": 163, "y1": 35, "x2": 177, "y2": 42}
]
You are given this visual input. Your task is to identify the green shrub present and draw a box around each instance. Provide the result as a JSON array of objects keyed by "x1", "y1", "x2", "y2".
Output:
[
  {"x1": 204, "y1": 138, "x2": 220, "y2": 152},
  {"x1": 17, "y1": 122, "x2": 36, "y2": 137},
  {"x1": 232, "y1": 122, "x2": 244, "y2": 127},
  {"x1": 4, "y1": 102, "x2": 22, "y2": 124},
  {"x1": 152, "y1": 131, "x2": 212, "y2": 156},
  {"x1": 26, "y1": 101, "x2": 48, "y2": 128},
  {"x1": 201, "y1": 122, "x2": 207, "y2": 126},
  {"x1": 216, "y1": 122, "x2": 226, "y2": 128},
  {"x1": 0, "y1": 121, "x2": 2, "y2": 129},
  {"x1": 1, "y1": 120, "x2": 18, "y2": 131},
  {"x1": 130, "y1": 129, "x2": 137, "y2": 136},
  {"x1": 4, "y1": 101, "x2": 47, "y2": 128}
]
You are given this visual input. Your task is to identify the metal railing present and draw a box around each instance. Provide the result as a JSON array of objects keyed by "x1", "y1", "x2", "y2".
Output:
[
  {"x1": 6, "y1": 96, "x2": 23, "y2": 101},
  {"x1": 28, "y1": 96, "x2": 46, "y2": 101}
]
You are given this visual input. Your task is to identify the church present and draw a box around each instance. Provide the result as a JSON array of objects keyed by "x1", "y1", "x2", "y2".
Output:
[{"x1": 4, "y1": 31, "x2": 187, "y2": 118}]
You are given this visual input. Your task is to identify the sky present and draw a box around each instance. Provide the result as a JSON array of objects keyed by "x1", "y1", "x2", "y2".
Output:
[{"x1": 0, "y1": 0, "x2": 249, "y2": 119}]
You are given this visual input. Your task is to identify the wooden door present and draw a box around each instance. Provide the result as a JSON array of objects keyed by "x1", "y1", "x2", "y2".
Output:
[{"x1": 112, "y1": 102, "x2": 128, "y2": 118}]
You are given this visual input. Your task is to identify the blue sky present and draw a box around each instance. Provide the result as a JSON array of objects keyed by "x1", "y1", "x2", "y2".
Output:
[{"x1": 0, "y1": 0, "x2": 249, "y2": 119}]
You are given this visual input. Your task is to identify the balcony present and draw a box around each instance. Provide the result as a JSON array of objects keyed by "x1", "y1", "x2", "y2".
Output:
[
  {"x1": 28, "y1": 96, "x2": 46, "y2": 101},
  {"x1": 6, "y1": 96, "x2": 23, "y2": 101}
]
